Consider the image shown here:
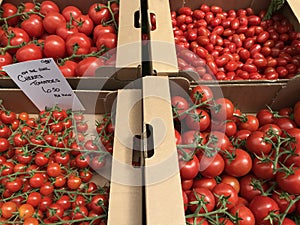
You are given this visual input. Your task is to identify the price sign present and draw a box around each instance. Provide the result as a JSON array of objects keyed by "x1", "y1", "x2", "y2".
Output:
[{"x1": 3, "y1": 58, "x2": 85, "y2": 111}]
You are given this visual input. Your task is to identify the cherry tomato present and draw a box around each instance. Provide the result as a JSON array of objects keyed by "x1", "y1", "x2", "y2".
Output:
[
  {"x1": 188, "y1": 188, "x2": 215, "y2": 213},
  {"x1": 224, "y1": 148, "x2": 252, "y2": 177},
  {"x1": 179, "y1": 155, "x2": 199, "y2": 180},
  {"x1": 43, "y1": 12, "x2": 66, "y2": 34},
  {"x1": 16, "y1": 44, "x2": 43, "y2": 62}
]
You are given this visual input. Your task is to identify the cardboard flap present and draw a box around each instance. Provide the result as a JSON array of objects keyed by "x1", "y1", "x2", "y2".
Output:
[
  {"x1": 287, "y1": 0, "x2": 300, "y2": 23},
  {"x1": 142, "y1": 77, "x2": 185, "y2": 225},
  {"x1": 107, "y1": 89, "x2": 143, "y2": 225},
  {"x1": 270, "y1": 75, "x2": 300, "y2": 110},
  {"x1": 148, "y1": 0, "x2": 178, "y2": 73},
  {"x1": 116, "y1": 0, "x2": 141, "y2": 68}
]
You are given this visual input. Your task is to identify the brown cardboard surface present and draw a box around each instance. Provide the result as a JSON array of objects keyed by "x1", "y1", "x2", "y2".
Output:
[
  {"x1": 148, "y1": 0, "x2": 178, "y2": 73},
  {"x1": 108, "y1": 89, "x2": 143, "y2": 225},
  {"x1": 143, "y1": 77, "x2": 185, "y2": 225},
  {"x1": 287, "y1": 0, "x2": 300, "y2": 23}
]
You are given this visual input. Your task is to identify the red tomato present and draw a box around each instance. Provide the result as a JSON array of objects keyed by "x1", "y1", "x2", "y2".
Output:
[
  {"x1": 213, "y1": 183, "x2": 238, "y2": 209},
  {"x1": 171, "y1": 96, "x2": 189, "y2": 120},
  {"x1": 221, "y1": 175, "x2": 240, "y2": 193},
  {"x1": 75, "y1": 56, "x2": 105, "y2": 77},
  {"x1": 252, "y1": 157, "x2": 276, "y2": 180},
  {"x1": 276, "y1": 167, "x2": 300, "y2": 195},
  {"x1": 43, "y1": 35, "x2": 66, "y2": 59},
  {"x1": 198, "y1": 152, "x2": 225, "y2": 178},
  {"x1": 43, "y1": 12, "x2": 66, "y2": 34},
  {"x1": 246, "y1": 131, "x2": 272, "y2": 155},
  {"x1": 239, "y1": 115, "x2": 259, "y2": 131},
  {"x1": 88, "y1": 3, "x2": 111, "y2": 24},
  {"x1": 271, "y1": 190, "x2": 296, "y2": 214},
  {"x1": 239, "y1": 175, "x2": 266, "y2": 202},
  {"x1": 59, "y1": 60, "x2": 78, "y2": 77},
  {"x1": 46, "y1": 203, "x2": 64, "y2": 222},
  {"x1": 21, "y1": 15, "x2": 44, "y2": 38},
  {"x1": 1, "y1": 27, "x2": 30, "y2": 54},
  {"x1": 66, "y1": 33, "x2": 91, "y2": 56},
  {"x1": 185, "y1": 108, "x2": 210, "y2": 131},
  {"x1": 56, "y1": 25, "x2": 78, "y2": 40},
  {"x1": 186, "y1": 217, "x2": 208, "y2": 225},
  {"x1": 1, "y1": 3, "x2": 19, "y2": 26},
  {"x1": 96, "y1": 32, "x2": 117, "y2": 50},
  {"x1": 189, "y1": 85, "x2": 214, "y2": 104},
  {"x1": 193, "y1": 177, "x2": 217, "y2": 191},
  {"x1": 39, "y1": 1, "x2": 59, "y2": 15},
  {"x1": 179, "y1": 155, "x2": 199, "y2": 180},
  {"x1": 230, "y1": 205, "x2": 255, "y2": 225},
  {"x1": 89, "y1": 194, "x2": 108, "y2": 214},
  {"x1": 73, "y1": 15, "x2": 94, "y2": 36},
  {"x1": 1, "y1": 201, "x2": 17, "y2": 219},
  {"x1": 188, "y1": 188, "x2": 215, "y2": 213},
  {"x1": 16, "y1": 44, "x2": 43, "y2": 62},
  {"x1": 224, "y1": 148, "x2": 252, "y2": 177},
  {"x1": 249, "y1": 196, "x2": 279, "y2": 225},
  {"x1": 62, "y1": 6, "x2": 82, "y2": 21},
  {"x1": 294, "y1": 101, "x2": 300, "y2": 126},
  {"x1": 93, "y1": 24, "x2": 115, "y2": 41}
]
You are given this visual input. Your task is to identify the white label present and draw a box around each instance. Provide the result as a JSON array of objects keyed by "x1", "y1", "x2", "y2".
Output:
[{"x1": 3, "y1": 58, "x2": 85, "y2": 111}]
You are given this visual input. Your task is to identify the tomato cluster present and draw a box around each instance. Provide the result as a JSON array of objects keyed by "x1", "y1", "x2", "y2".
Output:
[
  {"x1": 172, "y1": 5, "x2": 300, "y2": 80},
  {"x1": 0, "y1": 0, "x2": 119, "y2": 77},
  {"x1": 172, "y1": 86, "x2": 300, "y2": 224},
  {"x1": 0, "y1": 104, "x2": 111, "y2": 224}
]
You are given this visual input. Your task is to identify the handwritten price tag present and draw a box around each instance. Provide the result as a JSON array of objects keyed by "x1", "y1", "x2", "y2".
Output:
[{"x1": 3, "y1": 58, "x2": 85, "y2": 111}]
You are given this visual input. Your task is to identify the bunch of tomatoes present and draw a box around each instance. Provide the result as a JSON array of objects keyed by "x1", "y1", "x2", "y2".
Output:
[
  {"x1": 0, "y1": 0, "x2": 119, "y2": 77},
  {"x1": 170, "y1": 85, "x2": 300, "y2": 224},
  {"x1": 0, "y1": 103, "x2": 112, "y2": 224},
  {"x1": 172, "y1": 4, "x2": 300, "y2": 80}
]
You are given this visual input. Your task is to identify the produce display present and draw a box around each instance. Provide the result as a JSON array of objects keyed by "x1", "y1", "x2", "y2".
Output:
[
  {"x1": 97, "y1": 84, "x2": 300, "y2": 224},
  {"x1": 172, "y1": 4, "x2": 300, "y2": 80},
  {"x1": 0, "y1": 104, "x2": 110, "y2": 224},
  {"x1": 0, "y1": 84, "x2": 299, "y2": 224},
  {"x1": 0, "y1": 1, "x2": 119, "y2": 77}
]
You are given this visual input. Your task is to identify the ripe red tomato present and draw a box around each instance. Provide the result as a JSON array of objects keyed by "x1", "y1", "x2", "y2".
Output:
[
  {"x1": 16, "y1": 44, "x2": 43, "y2": 62},
  {"x1": 93, "y1": 24, "x2": 115, "y2": 41},
  {"x1": 1, "y1": 3, "x2": 19, "y2": 26},
  {"x1": 89, "y1": 194, "x2": 108, "y2": 214},
  {"x1": 1, "y1": 201, "x2": 18, "y2": 219},
  {"x1": 179, "y1": 155, "x2": 199, "y2": 180},
  {"x1": 21, "y1": 15, "x2": 44, "y2": 38},
  {"x1": 190, "y1": 85, "x2": 214, "y2": 104},
  {"x1": 224, "y1": 148, "x2": 252, "y2": 177},
  {"x1": 188, "y1": 188, "x2": 215, "y2": 213},
  {"x1": 75, "y1": 56, "x2": 105, "y2": 77},
  {"x1": 46, "y1": 203, "x2": 64, "y2": 222},
  {"x1": 88, "y1": 3, "x2": 111, "y2": 24},
  {"x1": 26, "y1": 192, "x2": 42, "y2": 208},
  {"x1": 43, "y1": 35, "x2": 66, "y2": 59},
  {"x1": 62, "y1": 6, "x2": 82, "y2": 21},
  {"x1": 213, "y1": 183, "x2": 238, "y2": 209},
  {"x1": 66, "y1": 33, "x2": 91, "y2": 56},
  {"x1": 39, "y1": 1, "x2": 59, "y2": 15},
  {"x1": 73, "y1": 15, "x2": 94, "y2": 36},
  {"x1": 185, "y1": 108, "x2": 210, "y2": 131},
  {"x1": 198, "y1": 152, "x2": 225, "y2": 178},
  {"x1": 193, "y1": 177, "x2": 217, "y2": 191},
  {"x1": 239, "y1": 115, "x2": 259, "y2": 131},
  {"x1": 246, "y1": 131, "x2": 272, "y2": 155},
  {"x1": 276, "y1": 167, "x2": 300, "y2": 195},
  {"x1": 249, "y1": 196, "x2": 279, "y2": 225},
  {"x1": 43, "y1": 12, "x2": 67, "y2": 34},
  {"x1": 96, "y1": 32, "x2": 117, "y2": 50},
  {"x1": 59, "y1": 60, "x2": 78, "y2": 77},
  {"x1": 229, "y1": 205, "x2": 255, "y2": 225},
  {"x1": 67, "y1": 175, "x2": 82, "y2": 190}
]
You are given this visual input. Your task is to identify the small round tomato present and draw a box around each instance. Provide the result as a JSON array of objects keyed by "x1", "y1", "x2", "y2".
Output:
[
  {"x1": 171, "y1": 96, "x2": 189, "y2": 120},
  {"x1": 59, "y1": 60, "x2": 78, "y2": 77},
  {"x1": 43, "y1": 35, "x2": 66, "y2": 59},
  {"x1": 249, "y1": 196, "x2": 279, "y2": 225},
  {"x1": 179, "y1": 155, "x2": 199, "y2": 180},
  {"x1": 189, "y1": 85, "x2": 213, "y2": 104},
  {"x1": 229, "y1": 205, "x2": 255, "y2": 225},
  {"x1": 62, "y1": 6, "x2": 82, "y2": 21},
  {"x1": 26, "y1": 192, "x2": 42, "y2": 207},
  {"x1": 188, "y1": 188, "x2": 215, "y2": 213},
  {"x1": 1, "y1": 201, "x2": 17, "y2": 219},
  {"x1": 239, "y1": 115, "x2": 259, "y2": 131},
  {"x1": 66, "y1": 33, "x2": 91, "y2": 56},
  {"x1": 16, "y1": 44, "x2": 43, "y2": 62},
  {"x1": 39, "y1": 1, "x2": 59, "y2": 15},
  {"x1": 213, "y1": 183, "x2": 238, "y2": 209},
  {"x1": 88, "y1": 3, "x2": 111, "y2": 24},
  {"x1": 24, "y1": 217, "x2": 39, "y2": 225},
  {"x1": 224, "y1": 148, "x2": 252, "y2": 177},
  {"x1": 18, "y1": 204, "x2": 35, "y2": 219},
  {"x1": 73, "y1": 15, "x2": 94, "y2": 36},
  {"x1": 89, "y1": 194, "x2": 108, "y2": 214},
  {"x1": 198, "y1": 152, "x2": 225, "y2": 178},
  {"x1": 46, "y1": 203, "x2": 64, "y2": 222},
  {"x1": 43, "y1": 12, "x2": 66, "y2": 34},
  {"x1": 221, "y1": 175, "x2": 240, "y2": 193},
  {"x1": 47, "y1": 163, "x2": 61, "y2": 177},
  {"x1": 185, "y1": 108, "x2": 210, "y2": 131},
  {"x1": 193, "y1": 177, "x2": 217, "y2": 191},
  {"x1": 96, "y1": 32, "x2": 117, "y2": 50},
  {"x1": 276, "y1": 167, "x2": 300, "y2": 195},
  {"x1": 246, "y1": 131, "x2": 272, "y2": 155},
  {"x1": 67, "y1": 175, "x2": 82, "y2": 190}
]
